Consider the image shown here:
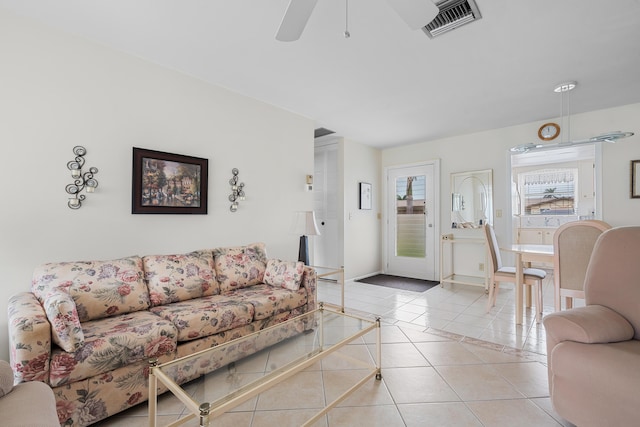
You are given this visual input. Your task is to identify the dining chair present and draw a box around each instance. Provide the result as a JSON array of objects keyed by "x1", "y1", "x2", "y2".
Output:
[
  {"x1": 483, "y1": 224, "x2": 547, "y2": 322},
  {"x1": 552, "y1": 219, "x2": 611, "y2": 311}
]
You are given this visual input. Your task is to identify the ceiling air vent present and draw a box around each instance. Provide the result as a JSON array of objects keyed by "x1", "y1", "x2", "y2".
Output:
[
  {"x1": 314, "y1": 127, "x2": 335, "y2": 138},
  {"x1": 422, "y1": 0, "x2": 482, "y2": 38}
]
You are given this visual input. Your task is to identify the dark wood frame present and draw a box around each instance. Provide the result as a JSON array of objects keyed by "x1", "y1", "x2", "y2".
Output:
[
  {"x1": 132, "y1": 147, "x2": 208, "y2": 214},
  {"x1": 632, "y1": 160, "x2": 640, "y2": 199}
]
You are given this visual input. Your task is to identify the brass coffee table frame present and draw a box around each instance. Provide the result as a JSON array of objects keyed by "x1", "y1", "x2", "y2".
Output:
[{"x1": 149, "y1": 304, "x2": 381, "y2": 427}]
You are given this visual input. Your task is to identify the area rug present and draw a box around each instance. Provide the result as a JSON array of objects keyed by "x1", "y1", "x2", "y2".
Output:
[{"x1": 355, "y1": 274, "x2": 439, "y2": 293}]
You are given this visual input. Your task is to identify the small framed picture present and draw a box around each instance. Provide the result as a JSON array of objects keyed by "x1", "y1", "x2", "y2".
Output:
[
  {"x1": 359, "y1": 182, "x2": 372, "y2": 210},
  {"x1": 632, "y1": 160, "x2": 640, "y2": 198},
  {"x1": 132, "y1": 147, "x2": 208, "y2": 214}
]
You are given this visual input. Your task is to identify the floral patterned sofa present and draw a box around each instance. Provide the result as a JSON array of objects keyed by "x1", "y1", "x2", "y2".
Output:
[{"x1": 7, "y1": 242, "x2": 317, "y2": 426}]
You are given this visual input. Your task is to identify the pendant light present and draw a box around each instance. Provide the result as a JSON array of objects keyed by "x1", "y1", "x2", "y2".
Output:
[{"x1": 511, "y1": 81, "x2": 634, "y2": 152}]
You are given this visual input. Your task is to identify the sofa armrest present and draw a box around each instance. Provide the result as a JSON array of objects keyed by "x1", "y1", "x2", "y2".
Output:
[
  {"x1": 8, "y1": 292, "x2": 52, "y2": 384},
  {"x1": 300, "y1": 266, "x2": 318, "y2": 312},
  {"x1": 543, "y1": 305, "x2": 634, "y2": 348}
]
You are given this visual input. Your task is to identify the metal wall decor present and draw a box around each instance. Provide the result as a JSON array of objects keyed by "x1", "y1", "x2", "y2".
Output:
[
  {"x1": 65, "y1": 145, "x2": 98, "y2": 209},
  {"x1": 228, "y1": 168, "x2": 245, "y2": 212}
]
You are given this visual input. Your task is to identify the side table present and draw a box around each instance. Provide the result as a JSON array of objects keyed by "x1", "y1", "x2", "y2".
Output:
[{"x1": 311, "y1": 265, "x2": 345, "y2": 312}]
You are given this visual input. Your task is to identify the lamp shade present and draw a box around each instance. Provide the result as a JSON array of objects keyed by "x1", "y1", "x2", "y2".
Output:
[{"x1": 291, "y1": 211, "x2": 321, "y2": 236}]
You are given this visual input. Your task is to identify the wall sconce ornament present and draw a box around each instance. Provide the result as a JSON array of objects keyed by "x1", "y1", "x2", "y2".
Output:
[
  {"x1": 228, "y1": 168, "x2": 245, "y2": 212},
  {"x1": 65, "y1": 145, "x2": 98, "y2": 209}
]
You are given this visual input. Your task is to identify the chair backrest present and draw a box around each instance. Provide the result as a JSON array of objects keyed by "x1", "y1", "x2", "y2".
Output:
[
  {"x1": 584, "y1": 226, "x2": 640, "y2": 340},
  {"x1": 483, "y1": 223, "x2": 502, "y2": 273},
  {"x1": 553, "y1": 220, "x2": 611, "y2": 293}
]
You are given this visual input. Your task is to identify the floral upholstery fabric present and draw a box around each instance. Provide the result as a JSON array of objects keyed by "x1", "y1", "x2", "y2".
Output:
[
  {"x1": 229, "y1": 284, "x2": 308, "y2": 320},
  {"x1": 212, "y1": 243, "x2": 267, "y2": 292},
  {"x1": 32, "y1": 257, "x2": 150, "y2": 322},
  {"x1": 53, "y1": 353, "x2": 174, "y2": 426},
  {"x1": 43, "y1": 289, "x2": 84, "y2": 352},
  {"x1": 10, "y1": 247, "x2": 318, "y2": 427},
  {"x1": 143, "y1": 250, "x2": 219, "y2": 306},
  {"x1": 264, "y1": 259, "x2": 305, "y2": 290},
  {"x1": 48, "y1": 311, "x2": 177, "y2": 388},
  {"x1": 8, "y1": 292, "x2": 52, "y2": 384},
  {"x1": 150, "y1": 295, "x2": 255, "y2": 342}
]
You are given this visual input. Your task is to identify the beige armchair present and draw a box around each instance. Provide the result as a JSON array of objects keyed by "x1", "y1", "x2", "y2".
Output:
[
  {"x1": 0, "y1": 360, "x2": 59, "y2": 427},
  {"x1": 483, "y1": 224, "x2": 546, "y2": 322},
  {"x1": 543, "y1": 226, "x2": 640, "y2": 427},
  {"x1": 553, "y1": 219, "x2": 611, "y2": 310}
]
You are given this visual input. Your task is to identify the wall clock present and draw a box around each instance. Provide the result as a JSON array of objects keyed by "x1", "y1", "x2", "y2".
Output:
[{"x1": 538, "y1": 122, "x2": 560, "y2": 141}]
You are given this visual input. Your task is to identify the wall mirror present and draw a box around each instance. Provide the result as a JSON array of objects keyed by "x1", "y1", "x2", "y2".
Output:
[{"x1": 451, "y1": 169, "x2": 493, "y2": 229}]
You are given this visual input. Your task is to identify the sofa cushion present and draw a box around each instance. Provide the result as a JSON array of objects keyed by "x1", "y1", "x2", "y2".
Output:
[
  {"x1": 48, "y1": 311, "x2": 177, "y2": 387},
  {"x1": 230, "y1": 284, "x2": 308, "y2": 321},
  {"x1": 213, "y1": 243, "x2": 267, "y2": 292},
  {"x1": 32, "y1": 256, "x2": 150, "y2": 322},
  {"x1": 43, "y1": 289, "x2": 84, "y2": 352},
  {"x1": 264, "y1": 259, "x2": 305, "y2": 290},
  {"x1": 150, "y1": 295, "x2": 255, "y2": 342},
  {"x1": 143, "y1": 250, "x2": 219, "y2": 306}
]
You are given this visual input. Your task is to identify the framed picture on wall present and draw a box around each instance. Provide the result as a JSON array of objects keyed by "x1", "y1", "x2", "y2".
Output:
[
  {"x1": 632, "y1": 160, "x2": 640, "y2": 199},
  {"x1": 359, "y1": 182, "x2": 372, "y2": 210},
  {"x1": 132, "y1": 147, "x2": 208, "y2": 214}
]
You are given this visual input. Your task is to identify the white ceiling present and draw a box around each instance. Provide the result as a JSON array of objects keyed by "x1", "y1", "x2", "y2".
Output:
[{"x1": 3, "y1": 0, "x2": 640, "y2": 148}]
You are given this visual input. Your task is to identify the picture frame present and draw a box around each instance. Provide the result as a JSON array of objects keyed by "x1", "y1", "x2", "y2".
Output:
[
  {"x1": 632, "y1": 160, "x2": 640, "y2": 199},
  {"x1": 359, "y1": 182, "x2": 372, "y2": 210},
  {"x1": 132, "y1": 147, "x2": 208, "y2": 214}
]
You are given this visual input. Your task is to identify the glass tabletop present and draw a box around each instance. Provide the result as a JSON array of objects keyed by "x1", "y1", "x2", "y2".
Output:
[{"x1": 150, "y1": 306, "x2": 379, "y2": 426}]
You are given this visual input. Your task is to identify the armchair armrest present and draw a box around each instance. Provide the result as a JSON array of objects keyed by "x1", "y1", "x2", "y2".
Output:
[
  {"x1": 7, "y1": 292, "x2": 52, "y2": 384},
  {"x1": 543, "y1": 305, "x2": 634, "y2": 347}
]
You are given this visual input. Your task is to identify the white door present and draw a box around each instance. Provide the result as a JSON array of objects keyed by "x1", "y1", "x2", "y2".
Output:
[
  {"x1": 313, "y1": 143, "x2": 340, "y2": 267},
  {"x1": 386, "y1": 163, "x2": 438, "y2": 280}
]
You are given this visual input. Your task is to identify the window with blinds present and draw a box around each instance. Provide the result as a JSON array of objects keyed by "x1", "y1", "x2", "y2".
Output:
[{"x1": 518, "y1": 168, "x2": 577, "y2": 215}]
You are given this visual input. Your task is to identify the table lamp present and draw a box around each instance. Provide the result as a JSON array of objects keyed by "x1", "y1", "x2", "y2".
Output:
[{"x1": 291, "y1": 211, "x2": 321, "y2": 265}]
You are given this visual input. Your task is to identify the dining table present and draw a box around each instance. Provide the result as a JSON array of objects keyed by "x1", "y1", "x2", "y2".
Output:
[{"x1": 504, "y1": 244, "x2": 554, "y2": 325}]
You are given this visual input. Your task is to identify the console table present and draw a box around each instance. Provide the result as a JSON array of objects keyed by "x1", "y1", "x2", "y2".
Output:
[{"x1": 439, "y1": 234, "x2": 489, "y2": 291}]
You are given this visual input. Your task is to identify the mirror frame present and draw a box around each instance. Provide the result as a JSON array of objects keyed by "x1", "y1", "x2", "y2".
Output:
[{"x1": 451, "y1": 169, "x2": 493, "y2": 229}]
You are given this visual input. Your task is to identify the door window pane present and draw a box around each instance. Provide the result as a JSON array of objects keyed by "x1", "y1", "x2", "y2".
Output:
[{"x1": 396, "y1": 176, "x2": 426, "y2": 257}]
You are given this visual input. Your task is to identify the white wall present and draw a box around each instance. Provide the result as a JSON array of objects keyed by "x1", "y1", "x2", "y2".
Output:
[
  {"x1": 382, "y1": 103, "x2": 640, "y2": 271},
  {"x1": 0, "y1": 10, "x2": 315, "y2": 360},
  {"x1": 342, "y1": 139, "x2": 382, "y2": 281}
]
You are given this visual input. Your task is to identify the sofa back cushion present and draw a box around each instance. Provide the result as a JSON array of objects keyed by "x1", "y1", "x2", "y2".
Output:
[
  {"x1": 143, "y1": 250, "x2": 219, "y2": 306},
  {"x1": 213, "y1": 243, "x2": 267, "y2": 293},
  {"x1": 32, "y1": 256, "x2": 149, "y2": 322}
]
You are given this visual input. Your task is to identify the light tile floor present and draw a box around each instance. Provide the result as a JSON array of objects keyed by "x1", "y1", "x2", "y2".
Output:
[
  {"x1": 95, "y1": 273, "x2": 576, "y2": 427},
  {"x1": 321, "y1": 272, "x2": 567, "y2": 356}
]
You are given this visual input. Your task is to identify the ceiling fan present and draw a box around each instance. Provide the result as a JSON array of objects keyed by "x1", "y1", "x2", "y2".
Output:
[{"x1": 276, "y1": 0, "x2": 439, "y2": 41}]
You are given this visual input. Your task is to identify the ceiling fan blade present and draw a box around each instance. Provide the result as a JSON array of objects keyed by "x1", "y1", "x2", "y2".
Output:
[
  {"x1": 276, "y1": 0, "x2": 319, "y2": 42},
  {"x1": 386, "y1": 0, "x2": 439, "y2": 30}
]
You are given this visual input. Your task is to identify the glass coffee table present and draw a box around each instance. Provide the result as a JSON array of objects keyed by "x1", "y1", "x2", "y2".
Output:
[{"x1": 149, "y1": 304, "x2": 381, "y2": 426}]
